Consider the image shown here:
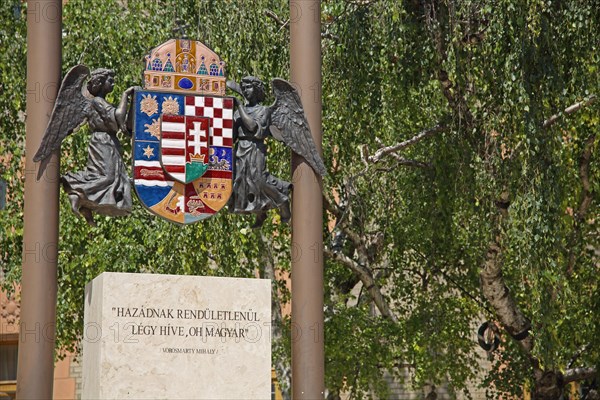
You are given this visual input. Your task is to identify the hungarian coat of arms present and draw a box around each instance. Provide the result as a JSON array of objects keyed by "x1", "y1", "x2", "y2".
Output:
[
  {"x1": 132, "y1": 39, "x2": 234, "y2": 225},
  {"x1": 33, "y1": 37, "x2": 327, "y2": 227}
]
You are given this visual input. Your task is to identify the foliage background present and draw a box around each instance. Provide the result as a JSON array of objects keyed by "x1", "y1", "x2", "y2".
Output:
[{"x1": 1, "y1": 0, "x2": 598, "y2": 398}]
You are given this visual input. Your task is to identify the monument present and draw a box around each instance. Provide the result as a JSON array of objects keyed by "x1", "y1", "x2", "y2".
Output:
[
  {"x1": 81, "y1": 272, "x2": 271, "y2": 399},
  {"x1": 21, "y1": 10, "x2": 324, "y2": 397}
]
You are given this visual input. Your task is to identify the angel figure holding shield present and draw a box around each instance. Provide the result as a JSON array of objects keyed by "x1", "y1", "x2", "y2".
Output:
[
  {"x1": 227, "y1": 76, "x2": 327, "y2": 228},
  {"x1": 34, "y1": 65, "x2": 137, "y2": 226}
]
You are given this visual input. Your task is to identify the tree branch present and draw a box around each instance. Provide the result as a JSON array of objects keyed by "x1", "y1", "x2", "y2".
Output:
[
  {"x1": 324, "y1": 190, "x2": 397, "y2": 321},
  {"x1": 367, "y1": 123, "x2": 446, "y2": 164},
  {"x1": 324, "y1": 125, "x2": 444, "y2": 328},
  {"x1": 542, "y1": 95, "x2": 597, "y2": 128},
  {"x1": 324, "y1": 193, "x2": 366, "y2": 254},
  {"x1": 323, "y1": 192, "x2": 343, "y2": 222},
  {"x1": 389, "y1": 155, "x2": 432, "y2": 169},
  {"x1": 576, "y1": 131, "x2": 596, "y2": 220},
  {"x1": 265, "y1": 9, "x2": 339, "y2": 41},
  {"x1": 480, "y1": 239, "x2": 539, "y2": 366},
  {"x1": 585, "y1": 390, "x2": 600, "y2": 400},
  {"x1": 567, "y1": 130, "x2": 597, "y2": 274},
  {"x1": 564, "y1": 367, "x2": 597, "y2": 384},
  {"x1": 421, "y1": 0, "x2": 473, "y2": 126},
  {"x1": 265, "y1": 9, "x2": 288, "y2": 30},
  {"x1": 568, "y1": 343, "x2": 591, "y2": 369},
  {"x1": 325, "y1": 248, "x2": 398, "y2": 323}
]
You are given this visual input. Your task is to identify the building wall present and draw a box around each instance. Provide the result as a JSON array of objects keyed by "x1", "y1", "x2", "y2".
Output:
[
  {"x1": 0, "y1": 288, "x2": 82, "y2": 400},
  {"x1": 0, "y1": 288, "x2": 20, "y2": 399},
  {"x1": 53, "y1": 353, "x2": 79, "y2": 400}
]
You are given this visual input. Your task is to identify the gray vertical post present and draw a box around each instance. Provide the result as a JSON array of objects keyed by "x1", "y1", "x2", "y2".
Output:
[
  {"x1": 17, "y1": 1, "x2": 62, "y2": 398},
  {"x1": 290, "y1": 0, "x2": 325, "y2": 398}
]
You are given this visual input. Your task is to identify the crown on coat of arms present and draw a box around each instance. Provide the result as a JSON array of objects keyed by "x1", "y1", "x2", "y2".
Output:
[
  {"x1": 189, "y1": 153, "x2": 206, "y2": 163},
  {"x1": 143, "y1": 39, "x2": 226, "y2": 96}
]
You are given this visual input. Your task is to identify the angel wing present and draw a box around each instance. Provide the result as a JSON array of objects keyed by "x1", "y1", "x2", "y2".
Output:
[
  {"x1": 269, "y1": 78, "x2": 327, "y2": 176},
  {"x1": 33, "y1": 65, "x2": 91, "y2": 162}
]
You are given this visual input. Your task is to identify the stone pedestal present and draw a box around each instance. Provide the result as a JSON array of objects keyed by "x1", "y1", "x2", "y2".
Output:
[{"x1": 82, "y1": 272, "x2": 271, "y2": 399}]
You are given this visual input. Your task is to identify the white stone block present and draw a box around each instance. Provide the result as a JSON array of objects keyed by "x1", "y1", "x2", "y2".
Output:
[{"x1": 82, "y1": 272, "x2": 271, "y2": 399}]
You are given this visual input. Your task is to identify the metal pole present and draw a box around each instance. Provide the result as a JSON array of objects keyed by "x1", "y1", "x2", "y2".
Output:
[
  {"x1": 290, "y1": 0, "x2": 324, "y2": 399},
  {"x1": 17, "y1": 1, "x2": 62, "y2": 398}
]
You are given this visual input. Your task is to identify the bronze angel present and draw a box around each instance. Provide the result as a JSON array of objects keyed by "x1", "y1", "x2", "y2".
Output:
[
  {"x1": 34, "y1": 65, "x2": 136, "y2": 226},
  {"x1": 227, "y1": 77, "x2": 327, "y2": 228}
]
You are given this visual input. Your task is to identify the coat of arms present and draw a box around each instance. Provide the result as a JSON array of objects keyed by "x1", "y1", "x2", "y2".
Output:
[
  {"x1": 33, "y1": 36, "x2": 327, "y2": 227},
  {"x1": 132, "y1": 39, "x2": 234, "y2": 225}
]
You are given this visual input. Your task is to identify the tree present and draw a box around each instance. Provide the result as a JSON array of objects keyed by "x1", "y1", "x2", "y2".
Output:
[
  {"x1": 1, "y1": 1, "x2": 598, "y2": 399},
  {"x1": 317, "y1": 0, "x2": 599, "y2": 398}
]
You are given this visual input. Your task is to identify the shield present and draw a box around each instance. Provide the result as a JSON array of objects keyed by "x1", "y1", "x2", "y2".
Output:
[
  {"x1": 160, "y1": 114, "x2": 210, "y2": 184},
  {"x1": 132, "y1": 38, "x2": 234, "y2": 225},
  {"x1": 132, "y1": 90, "x2": 234, "y2": 225}
]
